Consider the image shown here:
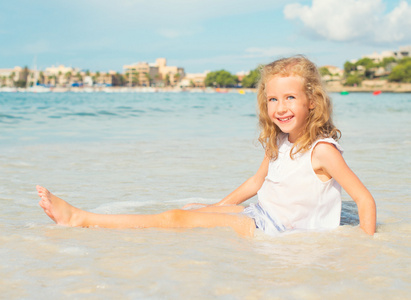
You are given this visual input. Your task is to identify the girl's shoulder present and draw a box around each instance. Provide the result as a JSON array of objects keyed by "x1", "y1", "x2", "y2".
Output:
[{"x1": 311, "y1": 137, "x2": 343, "y2": 155}]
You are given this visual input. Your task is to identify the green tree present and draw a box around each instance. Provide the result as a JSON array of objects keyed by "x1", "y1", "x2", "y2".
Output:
[
  {"x1": 9, "y1": 72, "x2": 15, "y2": 86},
  {"x1": 144, "y1": 72, "x2": 152, "y2": 86},
  {"x1": 46, "y1": 75, "x2": 56, "y2": 85},
  {"x1": 355, "y1": 58, "x2": 375, "y2": 69},
  {"x1": 388, "y1": 58, "x2": 411, "y2": 82},
  {"x1": 174, "y1": 73, "x2": 181, "y2": 84},
  {"x1": 15, "y1": 80, "x2": 27, "y2": 88},
  {"x1": 205, "y1": 70, "x2": 238, "y2": 88},
  {"x1": 22, "y1": 66, "x2": 29, "y2": 85},
  {"x1": 94, "y1": 71, "x2": 101, "y2": 85},
  {"x1": 319, "y1": 67, "x2": 332, "y2": 77},
  {"x1": 126, "y1": 71, "x2": 139, "y2": 87},
  {"x1": 241, "y1": 68, "x2": 260, "y2": 88},
  {"x1": 76, "y1": 72, "x2": 83, "y2": 84},
  {"x1": 64, "y1": 71, "x2": 72, "y2": 86},
  {"x1": 344, "y1": 73, "x2": 362, "y2": 86},
  {"x1": 39, "y1": 71, "x2": 45, "y2": 84},
  {"x1": 379, "y1": 57, "x2": 396, "y2": 68},
  {"x1": 164, "y1": 74, "x2": 170, "y2": 86},
  {"x1": 344, "y1": 61, "x2": 356, "y2": 74},
  {"x1": 113, "y1": 72, "x2": 126, "y2": 86},
  {"x1": 133, "y1": 72, "x2": 139, "y2": 86},
  {"x1": 355, "y1": 58, "x2": 377, "y2": 78}
]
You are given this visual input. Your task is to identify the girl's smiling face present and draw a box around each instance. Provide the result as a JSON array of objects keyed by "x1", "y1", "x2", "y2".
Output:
[{"x1": 265, "y1": 75, "x2": 314, "y2": 143}]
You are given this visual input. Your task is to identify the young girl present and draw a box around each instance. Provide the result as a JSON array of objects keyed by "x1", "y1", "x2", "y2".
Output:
[{"x1": 36, "y1": 55, "x2": 376, "y2": 237}]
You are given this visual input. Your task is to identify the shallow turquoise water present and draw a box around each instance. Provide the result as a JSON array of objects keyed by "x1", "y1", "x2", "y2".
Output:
[{"x1": 0, "y1": 91, "x2": 410, "y2": 299}]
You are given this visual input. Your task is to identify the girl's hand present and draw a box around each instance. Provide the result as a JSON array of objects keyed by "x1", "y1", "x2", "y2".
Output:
[{"x1": 182, "y1": 203, "x2": 210, "y2": 210}]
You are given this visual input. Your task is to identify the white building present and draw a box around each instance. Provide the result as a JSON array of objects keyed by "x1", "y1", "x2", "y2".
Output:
[
  {"x1": 0, "y1": 66, "x2": 25, "y2": 86},
  {"x1": 123, "y1": 58, "x2": 185, "y2": 87},
  {"x1": 180, "y1": 71, "x2": 209, "y2": 88},
  {"x1": 363, "y1": 45, "x2": 411, "y2": 62}
]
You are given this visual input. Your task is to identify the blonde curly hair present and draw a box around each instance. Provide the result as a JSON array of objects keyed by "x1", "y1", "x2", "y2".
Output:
[{"x1": 257, "y1": 55, "x2": 341, "y2": 160}]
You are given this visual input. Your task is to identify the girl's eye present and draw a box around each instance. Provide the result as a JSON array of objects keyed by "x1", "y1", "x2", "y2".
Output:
[
  {"x1": 268, "y1": 98, "x2": 277, "y2": 102},
  {"x1": 286, "y1": 96, "x2": 295, "y2": 100}
]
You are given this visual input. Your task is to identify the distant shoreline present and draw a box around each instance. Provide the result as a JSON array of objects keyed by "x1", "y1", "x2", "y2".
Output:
[
  {"x1": 325, "y1": 80, "x2": 411, "y2": 93},
  {"x1": 1, "y1": 80, "x2": 411, "y2": 93},
  {"x1": 0, "y1": 86, "x2": 257, "y2": 94}
]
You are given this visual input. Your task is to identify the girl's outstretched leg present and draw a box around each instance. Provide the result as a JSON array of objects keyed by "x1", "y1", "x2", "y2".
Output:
[{"x1": 36, "y1": 186, "x2": 255, "y2": 237}]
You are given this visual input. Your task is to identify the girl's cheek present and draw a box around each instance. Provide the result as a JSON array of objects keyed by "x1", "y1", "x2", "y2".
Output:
[{"x1": 267, "y1": 101, "x2": 276, "y2": 110}]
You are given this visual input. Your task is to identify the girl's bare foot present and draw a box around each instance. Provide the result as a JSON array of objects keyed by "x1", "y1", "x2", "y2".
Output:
[{"x1": 36, "y1": 185, "x2": 83, "y2": 226}]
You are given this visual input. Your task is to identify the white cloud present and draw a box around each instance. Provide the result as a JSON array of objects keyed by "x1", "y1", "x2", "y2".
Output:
[
  {"x1": 378, "y1": 0, "x2": 411, "y2": 42},
  {"x1": 284, "y1": 0, "x2": 411, "y2": 43}
]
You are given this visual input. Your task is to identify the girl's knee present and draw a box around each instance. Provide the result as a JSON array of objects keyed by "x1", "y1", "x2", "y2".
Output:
[{"x1": 160, "y1": 209, "x2": 185, "y2": 225}]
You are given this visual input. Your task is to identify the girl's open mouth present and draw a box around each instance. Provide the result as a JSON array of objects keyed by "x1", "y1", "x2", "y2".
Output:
[{"x1": 277, "y1": 116, "x2": 293, "y2": 122}]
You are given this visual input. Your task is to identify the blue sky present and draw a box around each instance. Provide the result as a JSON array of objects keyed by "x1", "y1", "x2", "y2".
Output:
[{"x1": 1, "y1": 0, "x2": 410, "y2": 73}]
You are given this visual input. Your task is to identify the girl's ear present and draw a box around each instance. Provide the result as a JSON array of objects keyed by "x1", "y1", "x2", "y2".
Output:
[{"x1": 309, "y1": 99, "x2": 315, "y2": 110}]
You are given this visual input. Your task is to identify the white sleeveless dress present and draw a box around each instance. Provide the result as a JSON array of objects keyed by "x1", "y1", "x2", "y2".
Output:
[{"x1": 244, "y1": 134, "x2": 343, "y2": 236}]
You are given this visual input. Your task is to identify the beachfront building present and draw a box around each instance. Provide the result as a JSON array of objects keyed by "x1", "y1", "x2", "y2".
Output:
[
  {"x1": 92, "y1": 71, "x2": 117, "y2": 86},
  {"x1": 41, "y1": 65, "x2": 81, "y2": 87},
  {"x1": 320, "y1": 65, "x2": 344, "y2": 81},
  {"x1": 397, "y1": 45, "x2": 411, "y2": 58},
  {"x1": 26, "y1": 69, "x2": 41, "y2": 87},
  {"x1": 34, "y1": 65, "x2": 118, "y2": 87},
  {"x1": 123, "y1": 62, "x2": 160, "y2": 87},
  {"x1": 363, "y1": 45, "x2": 411, "y2": 62},
  {"x1": 0, "y1": 66, "x2": 26, "y2": 87},
  {"x1": 320, "y1": 65, "x2": 344, "y2": 91},
  {"x1": 180, "y1": 71, "x2": 208, "y2": 88},
  {"x1": 123, "y1": 58, "x2": 185, "y2": 87},
  {"x1": 324, "y1": 65, "x2": 344, "y2": 76},
  {"x1": 353, "y1": 46, "x2": 411, "y2": 79},
  {"x1": 155, "y1": 58, "x2": 185, "y2": 87}
]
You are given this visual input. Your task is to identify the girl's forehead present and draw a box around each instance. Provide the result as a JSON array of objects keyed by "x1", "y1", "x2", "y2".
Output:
[
  {"x1": 265, "y1": 75, "x2": 305, "y2": 92},
  {"x1": 267, "y1": 74, "x2": 304, "y2": 82}
]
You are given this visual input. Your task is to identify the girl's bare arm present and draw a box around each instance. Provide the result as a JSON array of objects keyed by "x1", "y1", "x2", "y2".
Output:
[
  {"x1": 313, "y1": 143, "x2": 376, "y2": 235},
  {"x1": 214, "y1": 155, "x2": 269, "y2": 206}
]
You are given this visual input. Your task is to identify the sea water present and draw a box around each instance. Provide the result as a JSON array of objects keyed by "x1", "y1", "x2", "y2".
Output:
[{"x1": 0, "y1": 91, "x2": 410, "y2": 299}]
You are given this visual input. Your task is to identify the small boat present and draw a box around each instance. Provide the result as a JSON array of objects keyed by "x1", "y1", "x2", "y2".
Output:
[
  {"x1": 340, "y1": 91, "x2": 349, "y2": 95},
  {"x1": 373, "y1": 90, "x2": 382, "y2": 95}
]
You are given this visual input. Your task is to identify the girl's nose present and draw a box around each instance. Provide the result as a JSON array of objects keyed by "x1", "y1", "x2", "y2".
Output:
[{"x1": 277, "y1": 99, "x2": 287, "y2": 113}]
